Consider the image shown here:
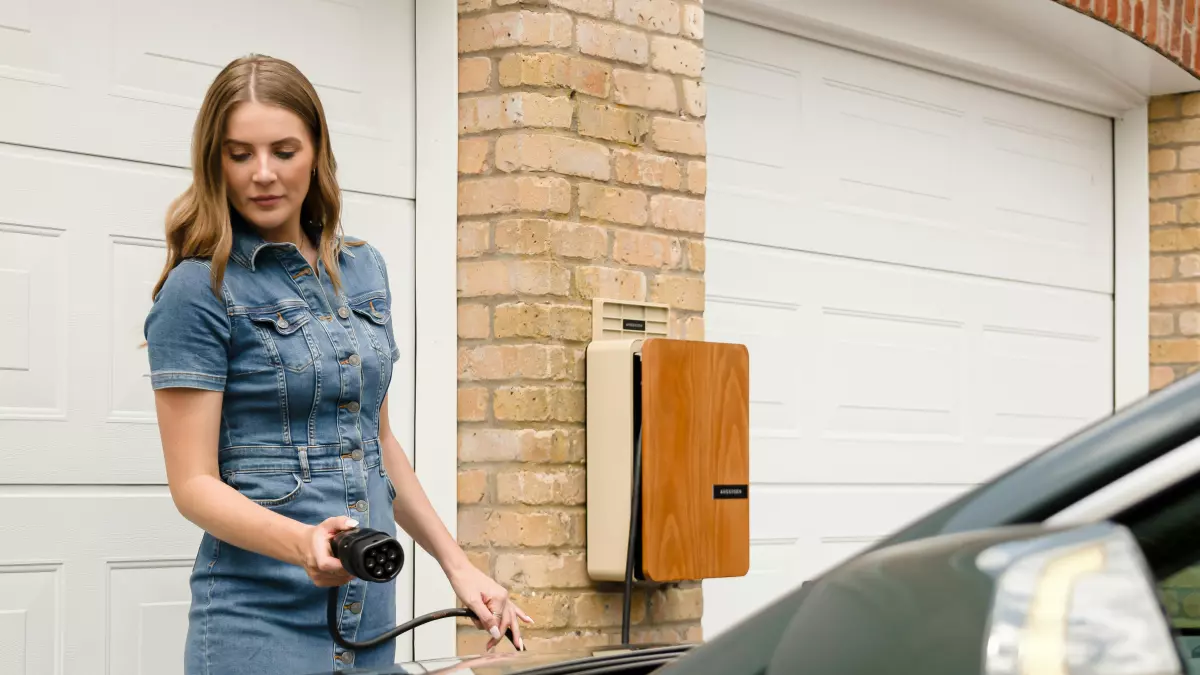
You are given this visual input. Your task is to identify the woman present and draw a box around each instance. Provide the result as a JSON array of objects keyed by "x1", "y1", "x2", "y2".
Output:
[{"x1": 144, "y1": 54, "x2": 529, "y2": 674}]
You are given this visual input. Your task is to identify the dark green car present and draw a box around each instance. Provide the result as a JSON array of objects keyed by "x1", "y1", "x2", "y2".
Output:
[{"x1": 324, "y1": 372, "x2": 1200, "y2": 675}]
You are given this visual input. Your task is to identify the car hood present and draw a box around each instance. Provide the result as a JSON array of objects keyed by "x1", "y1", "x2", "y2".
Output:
[{"x1": 316, "y1": 642, "x2": 693, "y2": 675}]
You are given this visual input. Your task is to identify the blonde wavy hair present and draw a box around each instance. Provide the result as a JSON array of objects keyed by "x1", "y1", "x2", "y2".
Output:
[{"x1": 151, "y1": 53, "x2": 361, "y2": 300}]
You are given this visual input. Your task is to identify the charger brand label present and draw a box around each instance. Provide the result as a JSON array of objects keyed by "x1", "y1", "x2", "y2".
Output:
[
  {"x1": 622, "y1": 318, "x2": 646, "y2": 331},
  {"x1": 713, "y1": 484, "x2": 749, "y2": 499}
]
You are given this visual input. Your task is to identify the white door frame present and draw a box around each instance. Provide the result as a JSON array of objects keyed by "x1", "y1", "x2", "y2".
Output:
[
  {"x1": 1114, "y1": 106, "x2": 1150, "y2": 410},
  {"x1": 411, "y1": 0, "x2": 459, "y2": 661}
]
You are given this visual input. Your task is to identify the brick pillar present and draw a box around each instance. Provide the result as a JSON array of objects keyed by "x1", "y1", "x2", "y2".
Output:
[
  {"x1": 456, "y1": 0, "x2": 707, "y2": 654},
  {"x1": 1149, "y1": 93, "x2": 1200, "y2": 392}
]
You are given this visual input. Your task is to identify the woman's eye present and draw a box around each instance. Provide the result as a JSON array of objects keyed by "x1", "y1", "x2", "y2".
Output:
[
  {"x1": 275, "y1": 151, "x2": 295, "y2": 160},
  {"x1": 229, "y1": 153, "x2": 251, "y2": 162}
]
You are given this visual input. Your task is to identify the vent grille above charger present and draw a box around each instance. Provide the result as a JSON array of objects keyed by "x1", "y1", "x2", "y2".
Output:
[{"x1": 592, "y1": 298, "x2": 670, "y2": 341}]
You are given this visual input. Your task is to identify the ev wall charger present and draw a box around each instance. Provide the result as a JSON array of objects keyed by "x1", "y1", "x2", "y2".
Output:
[
  {"x1": 586, "y1": 335, "x2": 751, "y2": 585},
  {"x1": 584, "y1": 298, "x2": 751, "y2": 604}
]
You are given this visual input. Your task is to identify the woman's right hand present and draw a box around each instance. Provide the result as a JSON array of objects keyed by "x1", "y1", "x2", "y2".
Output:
[{"x1": 302, "y1": 515, "x2": 359, "y2": 587}]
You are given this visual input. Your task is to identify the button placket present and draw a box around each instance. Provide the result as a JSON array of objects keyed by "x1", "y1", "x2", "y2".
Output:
[
  {"x1": 336, "y1": 579, "x2": 365, "y2": 658},
  {"x1": 264, "y1": 245, "x2": 372, "y2": 661}
]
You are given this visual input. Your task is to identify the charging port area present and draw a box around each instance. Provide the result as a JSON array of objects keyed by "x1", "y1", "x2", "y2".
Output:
[{"x1": 585, "y1": 299, "x2": 751, "y2": 643}]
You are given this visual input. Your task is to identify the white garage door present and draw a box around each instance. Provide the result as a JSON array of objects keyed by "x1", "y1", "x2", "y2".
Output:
[
  {"x1": 702, "y1": 16, "x2": 1116, "y2": 636},
  {"x1": 0, "y1": 1, "x2": 418, "y2": 671}
]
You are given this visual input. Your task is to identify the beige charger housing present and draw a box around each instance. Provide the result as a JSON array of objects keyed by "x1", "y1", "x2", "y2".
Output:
[{"x1": 585, "y1": 299, "x2": 751, "y2": 584}]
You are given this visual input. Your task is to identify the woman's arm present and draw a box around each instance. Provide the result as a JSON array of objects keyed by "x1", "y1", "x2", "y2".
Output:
[
  {"x1": 155, "y1": 387, "x2": 356, "y2": 586},
  {"x1": 378, "y1": 393, "x2": 532, "y2": 650}
]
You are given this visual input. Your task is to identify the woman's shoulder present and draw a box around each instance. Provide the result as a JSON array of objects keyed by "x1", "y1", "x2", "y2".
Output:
[
  {"x1": 144, "y1": 257, "x2": 230, "y2": 349},
  {"x1": 154, "y1": 257, "x2": 224, "y2": 305}
]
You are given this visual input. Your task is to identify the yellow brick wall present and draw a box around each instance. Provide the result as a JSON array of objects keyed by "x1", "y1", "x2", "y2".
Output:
[
  {"x1": 456, "y1": 0, "x2": 706, "y2": 654},
  {"x1": 1149, "y1": 92, "x2": 1200, "y2": 391}
]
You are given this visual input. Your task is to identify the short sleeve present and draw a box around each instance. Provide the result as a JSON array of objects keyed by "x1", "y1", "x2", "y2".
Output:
[
  {"x1": 366, "y1": 243, "x2": 402, "y2": 364},
  {"x1": 143, "y1": 259, "x2": 231, "y2": 391}
]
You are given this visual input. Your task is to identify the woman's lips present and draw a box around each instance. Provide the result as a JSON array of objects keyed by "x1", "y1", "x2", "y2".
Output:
[{"x1": 250, "y1": 195, "x2": 282, "y2": 207}]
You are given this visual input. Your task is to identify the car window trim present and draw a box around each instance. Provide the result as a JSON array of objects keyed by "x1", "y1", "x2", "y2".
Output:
[{"x1": 1048, "y1": 435, "x2": 1200, "y2": 526}]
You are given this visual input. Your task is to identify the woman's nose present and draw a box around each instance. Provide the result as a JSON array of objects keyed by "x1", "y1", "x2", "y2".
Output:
[{"x1": 252, "y1": 154, "x2": 276, "y2": 183}]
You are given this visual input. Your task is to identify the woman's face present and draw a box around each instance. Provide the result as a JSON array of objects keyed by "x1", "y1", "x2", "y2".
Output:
[{"x1": 221, "y1": 100, "x2": 315, "y2": 238}]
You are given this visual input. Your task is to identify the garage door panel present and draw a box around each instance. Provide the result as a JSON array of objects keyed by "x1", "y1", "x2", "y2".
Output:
[
  {"x1": 1, "y1": 0, "x2": 415, "y2": 199},
  {"x1": 702, "y1": 298, "x2": 801, "y2": 433},
  {"x1": 0, "y1": 145, "x2": 188, "y2": 484},
  {"x1": 981, "y1": 326, "x2": 1106, "y2": 443},
  {"x1": 704, "y1": 14, "x2": 1116, "y2": 639},
  {"x1": 0, "y1": 0, "x2": 64, "y2": 87},
  {"x1": 108, "y1": 559, "x2": 193, "y2": 675},
  {"x1": 749, "y1": 485, "x2": 967, "y2": 544},
  {"x1": 707, "y1": 240, "x2": 1113, "y2": 483},
  {"x1": 705, "y1": 55, "x2": 797, "y2": 179},
  {"x1": 705, "y1": 239, "x2": 1112, "y2": 635},
  {"x1": 0, "y1": 488, "x2": 200, "y2": 674},
  {"x1": 749, "y1": 437, "x2": 1040, "y2": 488},
  {"x1": 706, "y1": 14, "x2": 1113, "y2": 293},
  {"x1": 109, "y1": 236, "x2": 165, "y2": 425},
  {"x1": 0, "y1": 562, "x2": 61, "y2": 675},
  {"x1": 1, "y1": 2, "x2": 420, "y2": 667},
  {"x1": 0, "y1": 222, "x2": 67, "y2": 421}
]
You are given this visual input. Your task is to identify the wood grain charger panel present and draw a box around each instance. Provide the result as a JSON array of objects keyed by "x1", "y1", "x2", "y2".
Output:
[{"x1": 640, "y1": 338, "x2": 751, "y2": 582}]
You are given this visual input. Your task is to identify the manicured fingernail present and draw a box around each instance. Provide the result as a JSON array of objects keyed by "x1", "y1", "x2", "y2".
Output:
[
  {"x1": 346, "y1": 519, "x2": 359, "y2": 528},
  {"x1": 490, "y1": 626, "x2": 502, "y2": 640}
]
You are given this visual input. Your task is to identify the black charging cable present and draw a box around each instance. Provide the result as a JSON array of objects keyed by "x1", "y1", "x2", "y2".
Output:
[
  {"x1": 326, "y1": 527, "x2": 519, "y2": 651},
  {"x1": 621, "y1": 428, "x2": 643, "y2": 645}
]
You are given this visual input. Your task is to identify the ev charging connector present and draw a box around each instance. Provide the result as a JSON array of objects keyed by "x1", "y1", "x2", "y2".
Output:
[{"x1": 326, "y1": 527, "x2": 519, "y2": 651}]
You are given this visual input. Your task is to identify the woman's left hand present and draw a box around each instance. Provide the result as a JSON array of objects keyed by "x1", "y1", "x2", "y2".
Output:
[{"x1": 448, "y1": 564, "x2": 533, "y2": 652}]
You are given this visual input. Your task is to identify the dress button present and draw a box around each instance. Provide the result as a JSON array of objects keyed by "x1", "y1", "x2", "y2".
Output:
[
  {"x1": 348, "y1": 354, "x2": 360, "y2": 366},
  {"x1": 338, "y1": 306, "x2": 350, "y2": 319},
  {"x1": 346, "y1": 401, "x2": 360, "y2": 413},
  {"x1": 351, "y1": 449, "x2": 363, "y2": 461},
  {"x1": 354, "y1": 500, "x2": 368, "y2": 511},
  {"x1": 276, "y1": 318, "x2": 289, "y2": 329},
  {"x1": 349, "y1": 602, "x2": 362, "y2": 614},
  {"x1": 337, "y1": 651, "x2": 354, "y2": 664}
]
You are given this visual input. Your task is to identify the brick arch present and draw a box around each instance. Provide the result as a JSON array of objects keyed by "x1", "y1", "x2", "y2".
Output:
[{"x1": 1053, "y1": 0, "x2": 1200, "y2": 76}]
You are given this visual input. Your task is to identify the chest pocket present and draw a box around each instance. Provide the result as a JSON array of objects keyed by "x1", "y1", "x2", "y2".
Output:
[
  {"x1": 247, "y1": 303, "x2": 317, "y2": 374},
  {"x1": 348, "y1": 292, "x2": 394, "y2": 361}
]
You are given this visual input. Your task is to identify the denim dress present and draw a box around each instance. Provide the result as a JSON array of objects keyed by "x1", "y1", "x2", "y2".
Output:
[{"x1": 144, "y1": 221, "x2": 403, "y2": 674}]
